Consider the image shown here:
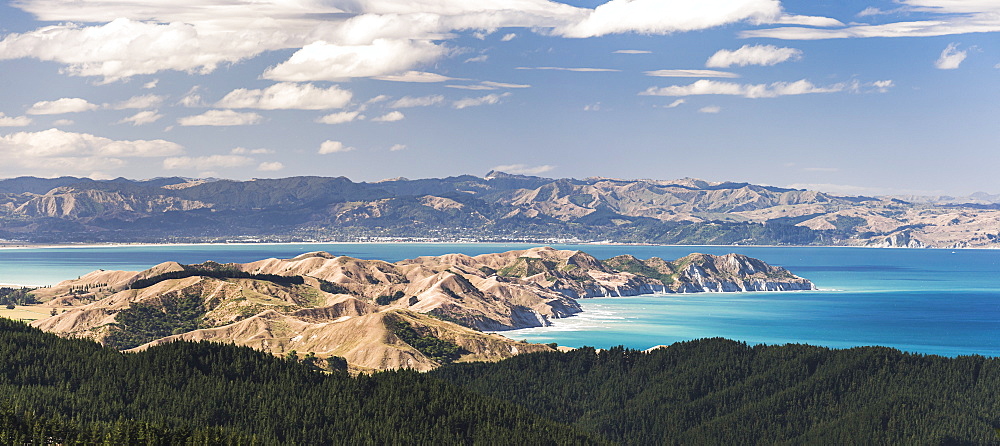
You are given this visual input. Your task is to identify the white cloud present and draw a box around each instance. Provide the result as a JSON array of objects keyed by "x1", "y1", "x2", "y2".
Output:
[
  {"x1": 935, "y1": 43, "x2": 968, "y2": 69},
  {"x1": 263, "y1": 40, "x2": 448, "y2": 82},
  {"x1": 0, "y1": 18, "x2": 287, "y2": 83},
  {"x1": 163, "y1": 155, "x2": 253, "y2": 170},
  {"x1": 583, "y1": 103, "x2": 601, "y2": 111},
  {"x1": 490, "y1": 164, "x2": 555, "y2": 175},
  {"x1": 644, "y1": 69, "x2": 740, "y2": 78},
  {"x1": 500, "y1": 33, "x2": 517, "y2": 41},
  {"x1": 557, "y1": 0, "x2": 781, "y2": 37},
  {"x1": 0, "y1": 113, "x2": 31, "y2": 127},
  {"x1": 447, "y1": 81, "x2": 532, "y2": 91},
  {"x1": 481, "y1": 81, "x2": 531, "y2": 89},
  {"x1": 773, "y1": 15, "x2": 844, "y2": 27},
  {"x1": 52, "y1": 119, "x2": 74, "y2": 126},
  {"x1": 27, "y1": 98, "x2": 99, "y2": 115},
  {"x1": 868, "y1": 80, "x2": 895, "y2": 93},
  {"x1": 706, "y1": 44, "x2": 802, "y2": 68},
  {"x1": 698, "y1": 106, "x2": 721, "y2": 113},
  {"x1": 614, "y1": 49, "x2": 652, "y2": 54},
  {"x1": 143, "y1": 79, "x2": 159, "y2": 89},
  {"x1": 389, "y1": 144, "x2": 407, "y2": 151},
  {"x1": 319, "y1": 140, "x2": 355, "y2": 154},
  {"x1": 517, "y1": 66, "x2": 620, "y2": 72},
  {"x1": 178, "y1": 87, "x2": 204, "y2": 108},
  {"x1": 640, "y1": 79, "x2": 847, "y2": 98},
  {"x1": 316, "y1": 111, "x2": 364, "y2": 124},
  {"x1": 0, "y1": 128, "x2": 182, "y2": 159},
  {"x1": 117, "y1": 110, "x2": 163, "y2": 126},
  {"x1": 231, "y1": 147, "x2": 273, "y2": 155},
  {"x1": 744, "y1": 1, "x2": 1000, "y2": 39},
  {"x1": 109, "y1": 94, "x2": 166, "y2": 110},
  {"x1": 374, "y1": 71, "x2": 459, "y2": 83},
  {"x1": 663, "y1": 99, "x2": 686, "y2": 108},
  {"x1": 177, "y1": 110, "x2": 263, "y2": 126},
  {"x1": 372, "y1": 111, "x2": 405, "y2": 122},
  {"x1": 453, "y1": 92, "x2": 511, "y2": 109},
  {"x1": 390, "y1": 95, "x2": 444, "y2": 108},
  {"x1": 464, "y1": 55, "x2": 488, "y2": 63},
  {"x1": 257, "y1": 161, "x2": 284, "y2": 172},
  {"x1": 216, "y1": 83, "x2": 352, "y2": 110}
]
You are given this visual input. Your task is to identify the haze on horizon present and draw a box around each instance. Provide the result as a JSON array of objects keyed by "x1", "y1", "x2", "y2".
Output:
[{"x1": 0, "y1": 0, "x2": 998, "y2": 197}]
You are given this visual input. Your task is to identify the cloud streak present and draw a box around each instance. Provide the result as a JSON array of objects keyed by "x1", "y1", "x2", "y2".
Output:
[
  {"x1": 706, "y1": 44, "x2": 802, "y2": 68},
  {"x1": 640, "y1": 79, "x2": 847, "y2": 98}
]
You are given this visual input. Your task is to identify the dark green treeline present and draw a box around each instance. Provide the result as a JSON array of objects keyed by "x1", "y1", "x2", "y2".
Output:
[
  {"x1": 2, "y1": 316, "x2": 998, "y2": 445},
  {"x1": 432, "y1": 339, "x2": 1000, "y2": 445},
  {"x1": 0, "y1": 318, "x2": 595, "y2": 445}
]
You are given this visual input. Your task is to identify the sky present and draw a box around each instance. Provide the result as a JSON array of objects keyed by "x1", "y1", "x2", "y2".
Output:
[{"x1": 0, "y1": 0, "x2": 998, "y2": 197}]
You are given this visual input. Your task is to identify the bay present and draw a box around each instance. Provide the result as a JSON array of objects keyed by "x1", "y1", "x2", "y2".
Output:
[{"x1": 0, "y1": 243, "x2": 997, "y2": 357}]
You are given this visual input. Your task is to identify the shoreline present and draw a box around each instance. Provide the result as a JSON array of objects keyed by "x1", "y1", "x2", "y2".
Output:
[{"x1": 0, "y1": 241, "x2": 992, "y2": 251}]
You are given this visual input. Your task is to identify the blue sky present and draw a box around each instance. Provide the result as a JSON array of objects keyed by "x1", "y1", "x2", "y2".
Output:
[{"x1": 0, "y1": 0, "x2": 998, "y2": 196}]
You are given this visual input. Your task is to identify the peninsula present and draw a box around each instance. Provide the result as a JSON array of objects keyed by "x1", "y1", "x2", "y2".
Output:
[{"x1": 32, "y1": 247, "x2": 814, "y2": 371}]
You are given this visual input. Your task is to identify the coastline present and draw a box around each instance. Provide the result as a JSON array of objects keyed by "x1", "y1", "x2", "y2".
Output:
[{"x1": 1, "y1": 240, "x2": 991, "y2": 251}]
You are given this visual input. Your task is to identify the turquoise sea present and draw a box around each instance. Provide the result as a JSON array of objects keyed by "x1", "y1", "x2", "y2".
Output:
[{"x1": 1, "y1": 243, "x2": 997, "y2": 357}]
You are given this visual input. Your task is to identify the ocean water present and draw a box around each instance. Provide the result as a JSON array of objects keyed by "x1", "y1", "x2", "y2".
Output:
[{"x1": 0, "y1": 243, "x2": 997, "y2": 357}]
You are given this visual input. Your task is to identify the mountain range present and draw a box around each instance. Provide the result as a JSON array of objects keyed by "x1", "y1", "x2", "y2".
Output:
[{"x1": 2, "y1": 172, "x2": 998, "y2": 247}]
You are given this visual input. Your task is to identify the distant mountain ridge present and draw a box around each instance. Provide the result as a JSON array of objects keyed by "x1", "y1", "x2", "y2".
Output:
[{"x1": 1, "y1": 173, "x2": 997, "y2": 247}]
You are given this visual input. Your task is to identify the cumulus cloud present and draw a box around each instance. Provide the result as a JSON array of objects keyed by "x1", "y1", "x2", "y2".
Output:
[
  {"x1": 935, "y1": 43, "x2": 968, "y2": 69},
  {"x1": 557, "y1": 0, "x2": 781, "y2": 37},
  {"x1": 0, "y1": 18, "x2": 288, "y2": 83},
  {"x1": 0, "y1": 113, "x2": 31, "y2": 127},
  {"x1": 706, "y1": 44, "x2": 802, "y2": 68},
  {"x1": 27, "y1": 98, "x2": 99, "y2": 115},
  {"x1": 0, "y1": 128, "x2": 183, "y2": 161},
  {"x1": 698, "y1": 106, "x2": 721, "y2": 113},
  {"x1": 490, "y1": 164, "x2": 555, "y2": 175},
  {"x1": 163, "y1": 155, "x2": 253, "y2": 170},
  {"x1": 143, "y1": 79, "x2": 159, "y2": 89},
  {"x1": 263, "y1": 40, "x2": 448, "y2": 82},
  {"x1": 257, "y1": 161, "x2": 284, "y2": 171},
  {"x1": 644, "y1": 69, "x2": 739, "y2": 78},
  {"x1": 177, "y1": 110, "x2": 263, "y2": 126},
  {"x1": 109, "y1": 94, "x2": 165, "y2": 110},
  {"x1": 318, "y1": 140, "x2": 355, "y2": 154},
  {"x1": 216, "y1": 83, "x2": 352, "y2": 110},
  {"x1": 640, "y1": 79, "x2": 846, "y2": 98},
  {"x1": 453, "y1": 92, "x2": 511, "y2": 109},
  {"x1": 390, "y1": 95, "x2": 444, "y2": 108},
  {"x1": 372, "y1": 111, "x2": 405, "y2": 122},
  {"x1": 117, "y1": 110, "x2": 163, "y2": 126},
  {"x1": 389, "y1": 144, "x2": 407, "y2": 151},
  {"x1": 316, "y1": 111, "x2": 364, "y2": 124},
  {"x1": 500, "y1": 33, "x2": 517, "y2": 41}
]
